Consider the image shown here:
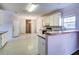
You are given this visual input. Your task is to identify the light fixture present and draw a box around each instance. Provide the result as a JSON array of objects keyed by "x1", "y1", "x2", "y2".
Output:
[{"x1": 25, "y1": 3, "x2": 39, "y2": 12}]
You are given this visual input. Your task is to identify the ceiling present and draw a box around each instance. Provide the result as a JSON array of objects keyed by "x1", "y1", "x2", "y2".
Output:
[{"x1": 0, "y1": 3, "x2": 74, "y2": 16}]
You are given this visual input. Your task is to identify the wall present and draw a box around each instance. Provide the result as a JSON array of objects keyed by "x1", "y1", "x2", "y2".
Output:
[
  {"x1": 5, "y1": 11, "x2": 14, "y2": 40},
  {"x1": 61, "y1": 4, "x2": 79, "y2": 29},
  {"x1": 19, "y1": 15, "x2": 36, "y2": 34},
  {"x1": 15, "y1": 15, "x2": 42, "y2": 34},
  {"x1": 12, "y1": 15, "x2": 21, "y2": 37},
  {"x1": 20, "y1": 17, "x2": 26, "y2": 34},
  {"x1": 36, "y1": 17, "x2": 43, "y2": 35},
  {"x1": 0, "y1": 10, "x2": 15, "y2": 40}
]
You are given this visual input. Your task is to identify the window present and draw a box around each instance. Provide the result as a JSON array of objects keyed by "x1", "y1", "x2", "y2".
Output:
[{"x1": 64, "y1": 16, "x2": 76, "y2": 29}]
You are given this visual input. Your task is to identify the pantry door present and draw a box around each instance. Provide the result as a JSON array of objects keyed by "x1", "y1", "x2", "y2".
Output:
[{"x1": 26, "y1": 20, "x2": 31, "y2": 33}]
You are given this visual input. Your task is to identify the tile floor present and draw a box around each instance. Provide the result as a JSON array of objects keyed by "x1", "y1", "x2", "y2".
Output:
[
  {"x1": 0, "y1": 34, "x2": 39, "y2": 55},
  {"x1": 0, "y1": 33, "x2": 79, "y2": 55}
]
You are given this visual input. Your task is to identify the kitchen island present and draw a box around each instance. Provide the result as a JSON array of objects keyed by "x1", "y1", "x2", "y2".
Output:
[
  {"x1": 46, "y1": 29, "x2": 79, "y2": 55},
  {"x1": 0, "y1": 31, "x2": 8, "y2": 48},
  {"x1": 37, "y1": 29, "x2": 79, "y2": 55}
]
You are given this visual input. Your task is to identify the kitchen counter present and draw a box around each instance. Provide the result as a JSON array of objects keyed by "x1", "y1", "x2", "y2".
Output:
[
  {"x1": 45, "y1": 29, "x2": 79, "y2": 35},
  {"x1": 37, "y1": 34, "x2": 46, "y2": 39},
  {"x1": 37, "y1": 29, "x2": 79, "y2": 55},
  {"x1": 0, "y1": 31, "x2": 8, "y2": 35}
]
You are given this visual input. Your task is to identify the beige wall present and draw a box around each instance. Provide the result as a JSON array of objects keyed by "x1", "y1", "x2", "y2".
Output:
[
  {"x1": 36, "y1": 17, "x2": 43, "y2": 34},
  {"x1": 0, "y1": 10, "x2": 4, "y2": 26},
  {"x1": 14, "y1": 15, "x2": 42, "y2": 34},
  {"x1": 12, "y1": 15, "x2": 21, "y2": 37}
]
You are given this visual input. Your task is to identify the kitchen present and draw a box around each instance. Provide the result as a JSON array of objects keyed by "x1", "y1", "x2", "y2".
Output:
[{"x1": 0, "y1": 3, "x2": 79, "y2": 55}]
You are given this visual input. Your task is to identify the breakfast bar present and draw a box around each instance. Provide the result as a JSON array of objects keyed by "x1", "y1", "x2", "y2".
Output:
[{"x1": 46, "y1": 29, "x2": 79, "y2": 55}]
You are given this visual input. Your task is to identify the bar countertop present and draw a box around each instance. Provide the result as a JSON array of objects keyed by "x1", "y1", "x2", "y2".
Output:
[
  {"x1": 46, "y1": 29, "x2": 79, "y2": 35},
  {"x1": 37, "y1": 29, "x2": 79, "y2": 39}
]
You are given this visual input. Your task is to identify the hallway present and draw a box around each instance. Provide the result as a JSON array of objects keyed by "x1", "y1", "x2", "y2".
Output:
[{"x1": 0, "y1": 34, "x2": 38, "y2": 55}]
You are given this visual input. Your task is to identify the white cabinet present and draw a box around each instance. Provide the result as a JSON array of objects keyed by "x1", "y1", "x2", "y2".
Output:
[
  {"x1": 38, "y1": 36, "x2": 46, "y2": 55},
  {"x1": 0, "y1": 32, "x2": 8, "y2": 48},
  {"x1": 49, "y1": 15, "x2": 54, "y2": 26},
  {"x1": 63, "y1": 33, "x2": 78, "y2": 55},
  {"x1": 49, "y1": 12, "x2": 61, "y2": 26},
  {"x1": 43, "y1": 16, "x2": 50, "y2": 26},
  {"x1": 47, "y1": 32, "x2": 78, "y2": 55},
  {"x1": 43, "y1": 12, "x2": 61, "y2": 26},
  {"x1": 48, "y1": 35, "x2": 64, "y2": 55}
]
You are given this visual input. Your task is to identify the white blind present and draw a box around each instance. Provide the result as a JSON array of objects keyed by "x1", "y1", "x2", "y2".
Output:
[{"x1": 64, "y1": 16, "x2": 76, "y2": 29}]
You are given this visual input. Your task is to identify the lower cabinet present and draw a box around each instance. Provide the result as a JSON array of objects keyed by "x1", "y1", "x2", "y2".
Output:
[
  {"x1": 48, "y1": 35, "x2": 64, "y2": 55},
  {"x1": 47, "y1": 32, "x2": 78, "y2": 55},
  {"x1": 38, "y1": 36, "x2": 46, "y2": 55},
  {"x1": 0, "y1": 32, "x2": 8, "y2": 48}
]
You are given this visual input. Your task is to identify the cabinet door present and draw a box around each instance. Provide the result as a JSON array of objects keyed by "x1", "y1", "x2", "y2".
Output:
[
  {"x1": 48, "y1": 35, "x2": 64, "y2": 55},
  {"x1": 38, "y1": 37, "x2": 46, "y2": 55},
  {"x1": 49, "y1": 12, "x2": 61, "y2": 26},
  {"x1": 53, "y1": 13, "x2": 61, "y2": 26},
  {"x1": 43, "y1": 16, "x2": 50, "y2": 26},
  {"x1": 63, "y1": 33, "x2": 77, "y2": 55},
  {"x1": 49, "y1": 15, "x2": 54, "y2": 26},
  {"x1": 42, "y1": 17, "x2": 46, "y2": 26}
]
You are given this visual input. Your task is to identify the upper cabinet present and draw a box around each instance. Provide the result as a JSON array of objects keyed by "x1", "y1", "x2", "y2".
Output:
[
  {"x1": 43, "y1": 12, "x2": 62, "y2": 26},
  {"x1": 42, "y1": 16, "x2": 50, "y2": 26},
  {"x1": 49, "y1": 14, "x2": 54, "y2": 26},
  {"x1": 51, "y1": 12, "x2": 61, "y2": 26}
]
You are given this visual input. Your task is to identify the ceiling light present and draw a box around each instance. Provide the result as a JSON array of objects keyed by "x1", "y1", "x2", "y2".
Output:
[{"x1": 25, "y1": 4, "x2": 39, "y2": 12}]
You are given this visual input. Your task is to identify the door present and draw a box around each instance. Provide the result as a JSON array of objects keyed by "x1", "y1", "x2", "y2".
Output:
[{"x1": 26, "y1": 20, "x2": 31, "y2": 33}]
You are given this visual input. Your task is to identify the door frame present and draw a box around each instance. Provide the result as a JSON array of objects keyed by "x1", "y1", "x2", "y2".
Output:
[{"x1": 26, "y1": 20, "x2": 31, "y2": 33}]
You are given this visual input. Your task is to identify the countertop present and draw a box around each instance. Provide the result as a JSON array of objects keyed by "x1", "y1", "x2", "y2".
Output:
[
  {"x1": 45, "y1": 29, "x2": 79, "y2": 35},
  {"x1": 0, "y1": 31, "x2": 8, "y2": 35},
  {"x1": 37, "y1": 29, "x2": 79, "y2": 38},
  {"x1": 37, "y1": 34, "x2": 46, "y2": 39}
]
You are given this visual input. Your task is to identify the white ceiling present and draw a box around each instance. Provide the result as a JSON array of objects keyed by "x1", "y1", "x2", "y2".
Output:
[{"x1": 0, "y1": 3, "x2": 74, "y2": 16}]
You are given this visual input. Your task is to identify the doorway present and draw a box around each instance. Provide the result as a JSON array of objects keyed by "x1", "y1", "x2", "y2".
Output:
[{"x1": 26, "y1": 20, "x2": 31, "y2": 33}]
